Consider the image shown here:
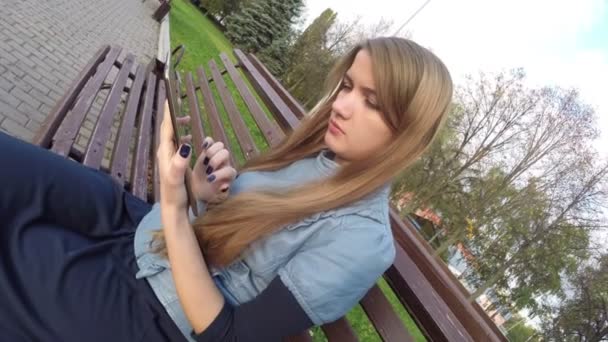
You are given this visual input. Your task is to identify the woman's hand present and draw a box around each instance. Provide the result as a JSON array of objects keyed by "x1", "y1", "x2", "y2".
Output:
[
  {"x1": 156, "y1": 101, "x2": 192, "y2": 220},
  {"x1": 191, "y1": 137, "x2": 237, "y2": 204},
  {"x1": 156, "y1": 101, "x2": 226, "y2": 333}
]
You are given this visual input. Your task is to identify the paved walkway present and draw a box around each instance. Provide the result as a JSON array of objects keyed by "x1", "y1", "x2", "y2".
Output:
[{"x1": 0, "y1": 0, "x2": 160, "y2": 142}]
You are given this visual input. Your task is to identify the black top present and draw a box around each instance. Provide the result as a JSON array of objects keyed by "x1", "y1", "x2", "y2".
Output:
[{"x1": 192, "y1": 276, "x2": 313, "y2": 341}]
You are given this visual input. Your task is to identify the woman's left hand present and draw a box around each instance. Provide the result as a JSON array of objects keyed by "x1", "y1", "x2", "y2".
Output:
[{"x1": 157, "y1": 100, "x2": 193, "y2": 220}]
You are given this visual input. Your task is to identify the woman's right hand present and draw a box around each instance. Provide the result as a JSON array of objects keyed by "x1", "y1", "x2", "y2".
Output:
[{"x1": 191, "y1": 137, "x2": 237, "y2": 204}]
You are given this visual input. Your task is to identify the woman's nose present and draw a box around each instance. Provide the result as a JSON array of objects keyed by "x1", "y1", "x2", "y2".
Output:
[{"x1": 331, "y1": 92, "x2": 354, "y2": 119}]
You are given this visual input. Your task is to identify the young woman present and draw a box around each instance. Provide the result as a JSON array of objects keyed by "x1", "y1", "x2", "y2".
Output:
[{"x1": 0, "y1": 37, "x2": 452, "y2": 341}]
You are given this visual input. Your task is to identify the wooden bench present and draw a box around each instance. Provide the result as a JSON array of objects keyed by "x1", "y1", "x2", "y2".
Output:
[
  {"x1": 152, "y1": 0, "x2": 171, "y2": 22},
  {"x1": 34, "y1": 45, "x2": 507, "y2": 342}
]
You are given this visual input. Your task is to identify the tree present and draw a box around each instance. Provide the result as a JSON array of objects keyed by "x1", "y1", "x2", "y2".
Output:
[
  {"x1": 504, "y1": 314, "x2": 540, "y2": 342},
  {"x1": 325, "y1": 16, "x2": 395, "y2": 56},
  {"x1": 391, "y1": 69, "x2": 608, "y2": 315},
  {"x1": 542, "y1": 254, "x2": 608, "y2": 341},
  {"x1": 282, "y1": 8, "x2": 338, "y2": 107},
  {"x1": 200, "y1": 0, "x2": 242, "y2": 24},
  {"x1": 225, "y1": 0, "x2": 304, "y2": 54}
]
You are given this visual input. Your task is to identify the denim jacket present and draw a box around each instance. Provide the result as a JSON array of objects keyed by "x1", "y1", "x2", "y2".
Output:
[{"x1": 133, "y1": 150, "x2": 396, "y2": 340}]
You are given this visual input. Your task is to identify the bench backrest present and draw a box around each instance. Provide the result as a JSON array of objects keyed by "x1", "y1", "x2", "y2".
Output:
[{"x1": 34, "y1": 45, "x2": 507, "y2": 342}]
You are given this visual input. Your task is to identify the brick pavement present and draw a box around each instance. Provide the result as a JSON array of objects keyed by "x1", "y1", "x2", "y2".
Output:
[{"x1": 0, "y1": 0, "x2": 160, "y2": 143}]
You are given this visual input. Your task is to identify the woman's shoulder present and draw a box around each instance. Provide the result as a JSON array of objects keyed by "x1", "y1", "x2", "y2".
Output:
[
  {"x1": 335, "y1": 183, "x2": 392, "y2": 226},
  {"x1": 312, "y1": 197, "x2": 395, "y2": 263}
]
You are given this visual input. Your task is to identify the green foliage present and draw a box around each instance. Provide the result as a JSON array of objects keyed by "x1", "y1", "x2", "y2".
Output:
[
  {"x1": 542, "y1": 254, "x2": 608, "y2": 341},
  {"x1": 200, "y1": 0, "x2": 241, "y2": 22},
  {"x1": 504, "y1": 315, "x2": 540, "y2": 341},
  {"x1": 282, "y1": 8, "x2": 338, "y2": 107},
  {"x1": 391, "y1": 69, "x2": 607, "y2": 316},
  {"x1": 225, "y1": 0, "x2": 303, "y2": 54}
]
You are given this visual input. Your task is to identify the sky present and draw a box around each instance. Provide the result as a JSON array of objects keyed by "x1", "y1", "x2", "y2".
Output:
[{"x1": 302, "y1": 0, "x2": 608, "y2": 157}]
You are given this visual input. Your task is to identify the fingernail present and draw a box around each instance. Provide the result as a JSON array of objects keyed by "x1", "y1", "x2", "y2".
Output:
[
  {"x1": 203, "y1": 141, "x2": 209, "y2": 149},
  {"x1": 203, "y1": 157, "x2": 209, "y2": 166},
  {"x1": 206, "y1": 166, "x2": 213, "y2": 175},
  {"x1": 179, "y1": 144, "x2": 191, "y2": 158},
  {"x1": 207, "y1": 174, "x2": 216, "y2": 182}
]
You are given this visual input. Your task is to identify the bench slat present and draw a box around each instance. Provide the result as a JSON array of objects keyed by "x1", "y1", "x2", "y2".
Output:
[
  {"x1": 111, "y1": 66, "x2": 147, "y2": 187},
  {"x1": 247, "y1": 53, "x2": 306, "y2": 119},
  {"x1": 389, "y1": 208, "x2": 502, "y2": 341},
  {"x1": 209, "y1": 59, "x2": 258, "y2": 161},
  {"x1": 34, "y1": 45, "x2": 111, "y2": 148},
  {"x1": 196, "y1": 67, "x2": 237, "y2": 167},
  {"x1": 360, "y1": 284, "x2": 415, "y2": 342},
  {"x1": 83, "y1": 54, "x2": 135, "y2": 169},
  {"x1": 51, "y1": 46, "x2": 122, "y2": 156},
  {"x1": 185, "y1": 72, "x2": 207, "y2": 152},
  {"x1": 385, "y1": 242, "x2": 472, "y2": 341},
  {"x1": 131, "y1": 72, "x2": 157, "y2": 201},
  {"x1": 219, "y1": 53, "x2": 284, "y2": 147},
  {"x1": 233, "y1": 49, "x2": 300, "y2": 133},
  {"x1": 321, "y1": 318, "x2": 359, "y2": 342}
]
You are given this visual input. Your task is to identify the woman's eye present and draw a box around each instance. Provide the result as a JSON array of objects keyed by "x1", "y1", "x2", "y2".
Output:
[
  {"x1": 366, "y1": 99, "x2": 379, "y2": 110},
  {"x1": 341, "y1": 82, "x2": 352, "y2": 91}
]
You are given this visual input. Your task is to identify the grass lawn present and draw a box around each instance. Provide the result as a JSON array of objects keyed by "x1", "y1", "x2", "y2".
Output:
[
  {"x1": 170, "y1": 0, "x2": 271, "y2": 166},
  {"x1": 170, "y1": 1, "x2": 427, "y2": 340}
]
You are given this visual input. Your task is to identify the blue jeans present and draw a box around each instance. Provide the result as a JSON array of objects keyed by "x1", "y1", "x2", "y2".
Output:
[{"x1": 0, "y1": 131, "x2": 185, "y2": 341}]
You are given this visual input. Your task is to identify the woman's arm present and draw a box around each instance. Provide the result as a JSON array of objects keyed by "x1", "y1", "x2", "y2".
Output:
[
  {"x1": 162, "y1": 207, "x2": 224, "y2": 334},
  {"x1": 156, "y1": 100, "x2": 311, "y2": 340}
]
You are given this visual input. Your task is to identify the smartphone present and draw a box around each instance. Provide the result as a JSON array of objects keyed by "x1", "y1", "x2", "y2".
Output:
[{"x1": 163, "y1": 58, "x2": 199, "y2": 217}]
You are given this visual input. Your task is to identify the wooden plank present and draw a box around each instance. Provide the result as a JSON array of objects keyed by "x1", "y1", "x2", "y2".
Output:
[
  {"x1": 209, "y1": 59, "x2": 258, "y2": 161},
  {"x1": 83, "y1": 54, "x2": 135, "y2": 169},
  {"x1": 196, "y1": 66, "x2": 237, "y2": 167},
  {"x1": 321, "y1": 318, "x2": 359, "y2": 342},
  {"x1": 247, "y1": 53, "x2": 306, "y2": 119},
  {"x1": 284, "y1": 331, "x2": 313, "y2": 342},
  {"x1": 219, "y1": 52, "x2": 284, "y2": 147},
  {"x1": 110, "y1": 65, "x2": 146, "y2": 187},
  {"x1": 185, "y1": 72, "x2": 206, "y2": 152},
  {"x1": 34, "y1": 45, "x2": 111, "y2": 148},
  {"x1": 51, "y1": 46, "x2": 122, "y2": 156},
  {"x1": 384, "y1": 243, "x2": 472, "y2": 341},
  {"x1": 233, "y1": 49, "x2": 300, "y2": 132},
  {"x1": 131, "y1": 72, "x2": 157, "y2": 201},
  {"x1": 153, "y1": 79, "x2": 166, "y2": 203},
  {"x1": 113, "y1": 59, "x2": 136, "y2": 80},
  {"x1": 389, "y1": 208, "x2": 506, "y2": 341},
  {"x1": 396, "y1": 212, "x2": 508, "y2": 341},
  {"x1": 359, "y1": 284, "x2": 415, "y2": 342}
]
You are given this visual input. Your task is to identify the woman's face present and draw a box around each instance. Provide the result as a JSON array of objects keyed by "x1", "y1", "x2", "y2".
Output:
[{"x1": 324, "y1": 49, "x2": 393, "y2": 165}]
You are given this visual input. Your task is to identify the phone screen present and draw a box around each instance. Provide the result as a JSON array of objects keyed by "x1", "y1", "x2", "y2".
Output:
[{"x1": 164, "y1": 64, "x2": 199, "y2": 217}]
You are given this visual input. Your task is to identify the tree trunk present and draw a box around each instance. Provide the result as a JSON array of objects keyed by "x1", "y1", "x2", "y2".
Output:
[
  {"x1": 428, "y1": 227, "x2": 445, "y2": 244},
  {"x1": 433, "y1": 233, "x2": 459, "y2": 257},
  {"x1": 468, "y1": 258, "x2": 514, "y2": 301}
]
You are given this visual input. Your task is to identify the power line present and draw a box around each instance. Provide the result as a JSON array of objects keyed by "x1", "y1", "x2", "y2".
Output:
[{"x1": 393, "y1": 0, "x2": 432, "y2": 36}]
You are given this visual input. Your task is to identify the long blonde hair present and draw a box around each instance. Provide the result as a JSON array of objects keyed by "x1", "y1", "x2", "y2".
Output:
[{"x1": 155, "y1": 37, "x2": 453, "y2": 267}]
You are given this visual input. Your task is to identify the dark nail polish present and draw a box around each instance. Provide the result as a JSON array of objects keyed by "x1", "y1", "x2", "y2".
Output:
[
  {"x1": 207, "y1": 174, "x2": 216, "y2": 182},
  {"x1": 203, "y1": 157, "x2": 209, "y2": 166},
  {"x1": 206, "y1": 166, "x2": 213, "y2": 175},
  {"x1": 179, "y1": 144, "x2": 191, "y2": 158}
]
